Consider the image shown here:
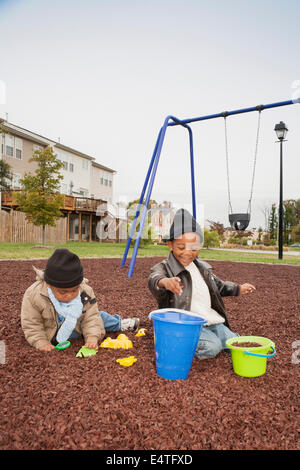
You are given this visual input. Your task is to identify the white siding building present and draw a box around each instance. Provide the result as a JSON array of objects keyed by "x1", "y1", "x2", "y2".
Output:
[{"x1": 1, "y1": 120, "x2": 115, "y2": 203}]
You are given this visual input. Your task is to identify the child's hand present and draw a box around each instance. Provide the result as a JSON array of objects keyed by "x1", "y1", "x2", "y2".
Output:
[
  {"x1": 84, "y1": 342, "x2": 98, "y2": 350},
  {"x1": 158, "y1": 277, "x2": 183, "y2": 296},
  {"x1": 37, "y1": 343, "x2": 55, "y2": 352},
  {"x1": 240, "y1": 283, "x2": 256, "y2": 294}
]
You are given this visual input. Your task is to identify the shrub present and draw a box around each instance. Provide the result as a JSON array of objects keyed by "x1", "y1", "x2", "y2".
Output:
[{"x1": 203, "y1": 229, "x2": 220, "y2": 249}]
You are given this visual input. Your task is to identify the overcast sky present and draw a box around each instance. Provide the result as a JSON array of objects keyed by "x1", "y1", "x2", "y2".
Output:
[{"x1": 0, "y1": 0, "x2": 299, "y2": 229}]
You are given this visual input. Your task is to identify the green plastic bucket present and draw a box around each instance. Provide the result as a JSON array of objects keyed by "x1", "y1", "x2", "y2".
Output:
[{"x1": 226, "y1": 336, "x2": 276, "y2": 377}]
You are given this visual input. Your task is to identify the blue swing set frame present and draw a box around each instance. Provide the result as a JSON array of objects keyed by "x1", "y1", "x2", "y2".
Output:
[{"x1": 121, "y1": 98, "x2": 299, "y2": 277}]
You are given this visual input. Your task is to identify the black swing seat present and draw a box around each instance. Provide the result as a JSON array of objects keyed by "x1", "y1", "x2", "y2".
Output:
[{"x1": 229, "y1": 213, "x2": 250, "y2": 231}]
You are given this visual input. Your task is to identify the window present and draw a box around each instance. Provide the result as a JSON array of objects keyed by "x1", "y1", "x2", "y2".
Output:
[
  {"x1": 100, "y1": 171, "x2": 113, "y2": 186},
  {"x1": 12, "y1": 173, "x2": 21, "y2": 189},
  {"x1": 69, "y1": 163, "x2": 74, "y2": 172},
  {"x1": 82, "y1": 159, "x2": 88, "y2": 170},
  {"x1": 15, "y1": 138, "x2": 22, "y2": 159},
  {"x1": 4, "y1": 134, "x2": 23, "y2": 159},
  {"x1": 33, "y1": 144, "x2": 43, "y2": 152},
  {"x1": 61, "y1": 183, "x2": 68, "y2": 194},
  {"x1": 6, "y1": 134, "x2": 14, "y2": 156},
  {"x1": 63, "y1": 161, "x2": 68, "y2": 170}
]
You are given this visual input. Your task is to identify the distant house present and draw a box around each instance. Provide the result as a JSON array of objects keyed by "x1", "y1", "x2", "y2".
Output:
[
  {"x1": 0, "y1": 120, "x2": 121, "y2": 242},
  {"x1": 149, "y1": 202, "x2": 176, "y2": 242},
  {"x1": 0, "y1": 120, "x2": 115, "y2": 201},
  {"x1": 91, "y1": 161, "x2": 115, "y2": 203}
]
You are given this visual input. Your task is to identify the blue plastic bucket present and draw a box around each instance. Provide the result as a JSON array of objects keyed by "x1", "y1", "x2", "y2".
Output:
[{"x1": 148, "y1": 309, "x2": 207, "y2": 380}]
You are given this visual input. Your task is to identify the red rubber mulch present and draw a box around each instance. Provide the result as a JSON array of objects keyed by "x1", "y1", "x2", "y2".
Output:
[{"x1": 0, "y1": 257, "x2": 299, "y2": 450}]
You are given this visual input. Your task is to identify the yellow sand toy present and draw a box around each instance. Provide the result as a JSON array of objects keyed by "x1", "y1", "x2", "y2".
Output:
[
  {"x1": 116, "y1": 356, "x2": 137, "y2": 367},
  {"x1": 100, "y1": 334, "x2": 133, "y2": 350},
  {"x1": 135, "y1": 328, "x2": 147, "y2": 337}
]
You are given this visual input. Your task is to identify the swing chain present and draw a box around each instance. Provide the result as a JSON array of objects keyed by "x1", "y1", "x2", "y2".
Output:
[
  {"x1": 223, "y1": 115, "x2": 233, "y2": 214},
  {"x1": 247, "y1": 110, "x2": 262, "y2": 214},
  {"x1": 224, "y1": 110, "x2": 262, "y2": 216}
]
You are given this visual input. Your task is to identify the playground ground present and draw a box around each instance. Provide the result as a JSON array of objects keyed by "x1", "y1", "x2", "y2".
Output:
[{"x1": 0, "y1": 257, "x2": 299, "y2": 450}]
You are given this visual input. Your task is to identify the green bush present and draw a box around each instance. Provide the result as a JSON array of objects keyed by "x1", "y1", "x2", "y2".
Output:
[{"x1": 203, "y1": 229, "x2": 220, "y2": 249}]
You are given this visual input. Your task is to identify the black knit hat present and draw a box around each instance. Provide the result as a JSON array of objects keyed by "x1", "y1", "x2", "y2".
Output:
[
  {"x1": 163, "y1": 208, "x2": 204, "y2": 243},
  {"x1": 44, "y1": 249, "x2": 83, "y2": 288}
]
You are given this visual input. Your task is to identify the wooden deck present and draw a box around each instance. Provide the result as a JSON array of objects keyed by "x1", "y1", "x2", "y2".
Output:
[{"x1": 1, "y1": 190, "x2": 107, "y2": 213}]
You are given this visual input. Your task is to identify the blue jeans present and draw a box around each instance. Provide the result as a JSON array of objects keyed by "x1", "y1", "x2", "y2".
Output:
[
  {"x1": 69, "y1": 310, "x2": 121, "y2": 339},
  {"x1": 195, "y1": 323, "x2": 239, "y2": 360}
]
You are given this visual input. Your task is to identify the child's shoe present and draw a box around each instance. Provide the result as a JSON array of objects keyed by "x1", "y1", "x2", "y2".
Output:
[{"x1": 121, "y1": 317, "x2": 140, "y2": 332}]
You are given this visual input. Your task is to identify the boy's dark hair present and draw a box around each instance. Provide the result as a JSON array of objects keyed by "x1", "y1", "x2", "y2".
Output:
[
  {"x1": 44, "y1": 249, "x2": 83, "y2": 288},
  {"x1": 163, "y1": 208, "x2": 204, "y2": 243}
]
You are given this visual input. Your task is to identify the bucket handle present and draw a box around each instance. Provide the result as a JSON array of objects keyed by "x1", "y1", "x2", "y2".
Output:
[{"x1": 243, "y1": 346, "x2": 276, "y2": 358}]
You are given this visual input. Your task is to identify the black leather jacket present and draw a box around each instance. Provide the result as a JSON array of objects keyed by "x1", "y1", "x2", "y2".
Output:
[{"x1": 148, "y1": 252, "x2": 240, "y2": 328}]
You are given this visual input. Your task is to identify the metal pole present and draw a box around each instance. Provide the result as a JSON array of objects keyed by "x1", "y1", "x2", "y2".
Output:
[
  {"x1": 167, "y1": 100, "x2": 296, "y2": 127},
  {"x1": 125, "y1": 116, "x2": 196, "y2": 277},
  {"x1": 127, "y1": 116, "x2": 172, "y2": 277},
  {"x1": 162, "y1": 116, "x2": 196, "y2": 218},
  {"x1": 120, "y1": 128, "x2": 162, "y2": 267},
  {"x1": 278, "y1": 140, "x2": 283, "y2": 260},
  {"x1": 188, "y1": 127, "x2": 196, "y2": 219}
]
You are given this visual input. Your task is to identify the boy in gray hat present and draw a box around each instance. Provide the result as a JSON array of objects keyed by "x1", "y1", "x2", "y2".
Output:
[
  {"x1": 21, "y1": 249, "x2": 139, "y2": 351},
  {"x1": 148, "y1": 209, "x2": 255, "y2": 360}
]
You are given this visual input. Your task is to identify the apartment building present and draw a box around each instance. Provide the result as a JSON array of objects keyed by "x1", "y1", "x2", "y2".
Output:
[
  {"x1": 0, "y1": 120, "x2": 115, "y2": 202},
  {"x1": 0, "y1": 120, "x2": 119, "y2": 242},
  {"x1": 91, "y1": 161, "x2": 115, "y2": 203},
  {"x1": 1, "y1": 121, "x2": 48, "y2": 190}
]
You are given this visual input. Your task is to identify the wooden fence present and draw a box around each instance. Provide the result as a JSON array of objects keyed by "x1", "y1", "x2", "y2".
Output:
[{"x1": 0, "y1": 210, "x2": 67, "y2": 244}]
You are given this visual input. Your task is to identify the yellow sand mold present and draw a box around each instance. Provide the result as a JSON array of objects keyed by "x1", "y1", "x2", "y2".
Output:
[
  {"x1": 135, "y1": 328, "x2": 147, "y2": 337},
  {"x1": 100, "y1": 334, "x2": 133, "y2": 349},
  {"x1": 116, "y1": 356, "x2": 137, "y2": 367}
]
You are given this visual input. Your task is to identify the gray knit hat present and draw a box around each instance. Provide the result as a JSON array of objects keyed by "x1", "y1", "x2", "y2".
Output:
[{"x1": 163, "y1": 208, "x2": 204, "y2": 243}]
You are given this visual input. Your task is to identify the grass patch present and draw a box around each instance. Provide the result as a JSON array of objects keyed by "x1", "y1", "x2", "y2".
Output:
[
  {"x1": 0, "y1": 242, "x2": 170, "y2": 260},
  {"x1": 198, "y1": 249, "x2": 300, "y2": 265},
  {"x1": 0, "y1": 242, "x2": 299, "y2": 265}
]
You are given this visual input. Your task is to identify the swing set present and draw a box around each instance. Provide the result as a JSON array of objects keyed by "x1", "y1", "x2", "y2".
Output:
[{"x1": 121, "y1": 98, "x2": 299, "y2": 277}]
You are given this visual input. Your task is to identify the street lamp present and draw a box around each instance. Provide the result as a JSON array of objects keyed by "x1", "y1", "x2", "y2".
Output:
[{"x1": 274, "y1": 121, "x2": 288, "y2": 259}]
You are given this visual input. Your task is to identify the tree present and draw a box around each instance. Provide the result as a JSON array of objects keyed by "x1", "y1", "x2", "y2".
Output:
[
  {"x1": 0, "y1": 159, "x2": 12, "y2": 191},
  {"x1": 291, "y1": 223, "x2": 300, "y2": 243},
  {"x1": 0, "y1": 123, "x2": 13, "y2": 211},
  {"x1": 257, "y1": 226, "x2": 263, "y2": 244},
  {"x1": 229, "y1": 229, "x2": 253, "y2": 241},
  {"x1": 268, "y1": 203, "x2": 278, "y2": 240},
  {"x1": 203, "y1": 229, "x2": 220, "y2": 249},
  {"x1": 16, "y1": 146, "x2": 64, "y2": 245},
  {"x1": 260, "y1": 204, "x2": 271, "y2": 231},
  {"x1": 295, "y1": 199, "x2": 300, "y2": 223},
  {"x1": 207, "y1": 220, "x2": 225, "y2": 240},
  {"x1": 283, "y1": 199, "x2": 298, "y2": 245},
  {"x1": 127, "y1": 198, "x2": 157, "y2": 246},
  {"x1": 267, "y1": 199, "x2": 300, "y2": 245}
]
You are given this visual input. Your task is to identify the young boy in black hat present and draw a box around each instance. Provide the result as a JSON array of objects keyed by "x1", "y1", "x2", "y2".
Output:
[
  {"x1": 148, "y1": 208, "x2": 256, "y2": 360},
  {"x1": 21, "y1": 249, "x2": 140, "y2": 351}
]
